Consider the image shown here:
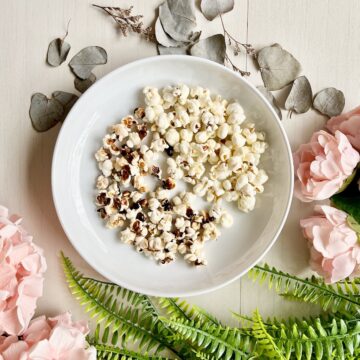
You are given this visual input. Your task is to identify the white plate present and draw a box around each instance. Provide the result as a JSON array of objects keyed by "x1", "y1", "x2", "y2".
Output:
[{"x1": 52, "y1": 55, "x2": 293, "y2": 297}]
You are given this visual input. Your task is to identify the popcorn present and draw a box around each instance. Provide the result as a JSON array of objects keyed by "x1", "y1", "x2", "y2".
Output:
[{"x1": 94, "y1": 84, "x2": 269, "y2": 267}]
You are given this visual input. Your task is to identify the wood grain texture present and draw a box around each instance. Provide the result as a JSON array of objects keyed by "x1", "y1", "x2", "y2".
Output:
[{"x1": 0, "y1": 0, "x2": 359, "y2": 327}]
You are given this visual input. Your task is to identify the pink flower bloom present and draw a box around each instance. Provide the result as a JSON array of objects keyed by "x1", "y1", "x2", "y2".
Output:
[
  {"x1": 293, "y1": 130, "x2": 359, "y2": 202},
  {"x1": 327, "y1": 106, "x2": 360, "y2": 151},
  {"x1": 300, "y1": 205, "x2": 360, "y2": 283},
  {"x1": 0, "y1": 206, "x2": 47, "y2": 336},
  {"x1": 0, "y1": 313, "x2": 96, "y2": 360}
]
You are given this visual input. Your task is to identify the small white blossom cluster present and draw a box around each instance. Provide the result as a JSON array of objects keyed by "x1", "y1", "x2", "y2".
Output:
[
  {"x1": 94, "y1": 107, "x2": 232, "y2": 265},
  {"x1": 142, "y1": 85, "x2": 269, "y2": 212}
]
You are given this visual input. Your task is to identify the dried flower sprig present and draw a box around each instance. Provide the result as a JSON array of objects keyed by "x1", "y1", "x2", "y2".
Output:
[
  {"x1": 93, "y1": 4, "x2": 155, "y2": 42},
  {"x1": 220, "y1": 13, "x2": 254, "y2": 76}
]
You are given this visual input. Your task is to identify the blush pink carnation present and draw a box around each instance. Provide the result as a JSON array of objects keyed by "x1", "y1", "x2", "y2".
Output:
[
  {"x1": 293, "y1": 130, "x2": 359, "y2": 202},
  {"x1": 0, "y1": 312, "x2": 96, "y2": 360},
  {"x1": 300, "y1": 205, "x2": 360, "y2": 283},
  {"x1": 0, "y1": 205, "x2": 47, "y2": 336},
  {"x1": 327, "y1": 106, "x2": 360, "y2": 151}
]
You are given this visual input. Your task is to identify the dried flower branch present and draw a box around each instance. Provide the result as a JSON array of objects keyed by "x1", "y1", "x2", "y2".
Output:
[
  {"x1": 219, "y1": 13, "x2": 254, "y2": 76},
  {"x1": 93, "y1": 4, "x2": 155, "y2": 42}
]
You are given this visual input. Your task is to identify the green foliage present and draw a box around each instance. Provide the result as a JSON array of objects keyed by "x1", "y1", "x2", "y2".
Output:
[
  {"x1": 249, "y1": 264, "x2": 360, "y2": 314},
  {"x1": 162, "y1": 317, "x2": 252, "y2": 359},
  {"x1": 62, "y1": 254, "x2": 360, "y2": 359}
]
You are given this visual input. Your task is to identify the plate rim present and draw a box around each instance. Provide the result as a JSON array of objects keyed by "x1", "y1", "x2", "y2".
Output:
[{"x1": 52, "y1": 55, "x2": 294, "y2": 297}]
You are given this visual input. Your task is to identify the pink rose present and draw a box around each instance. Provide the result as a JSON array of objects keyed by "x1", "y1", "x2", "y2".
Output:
[
  {"x1": 300, "y1": 205, "x2": 360, "y2": 283},
  {"x1": 0, "y1": 313, "x2": 96, "y2": 360},
  {"x1": 327, "y1": 106, "x2": 360, "y2": 151},
  {"x1": 293, "y1": 130, "x2": 359, "y2": 202},
  {"x1": 0, "y1": 206, "x2": 47, "y2": 336}
]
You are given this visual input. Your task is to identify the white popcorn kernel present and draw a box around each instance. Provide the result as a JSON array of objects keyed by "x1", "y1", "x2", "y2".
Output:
[
  {"x1": 189, "y1": 162, "x2": 205, "y2": 179},
  {"x1": 220, "y1": 212, "x2": 233, "y2": 228},
  {"x1": 180, "y1": 128, "x2": 193, "y2": 142},
  {"x1": 107, "y1": 182, "x2": 119, "y2": 197},
  {"x1": 241, "y1": 183, "x2": 257, "y2": 197},
  {"x1": 131, "y1": 191, "x2": 143, "y2": 203},
  {"x1": 172, "y1": 196, "x2": 182, "y2": 206},
  {"x1": 143, "y1": 87, "x2": 163, "y2": 106},
  {"x1": 222, "y1": 179, "x2": 232, "y2": 191},
  {"x1": 203, "y1": 222, "x2": 220, "y2": 241},
  {"x1": 178, "y1": 84, "x2": 190, "y2": 104},
  {"x1": 135, "y1": 236, "x2": 148, "y2": 250},
  {"x1": 148, "y1": 198, "x2": 160, "y2": 210},
  {"x1": 238, "y1": 195, "x2": 256, "y2": 212},
  {"x1": 165, "y1": 128, "x2": 180, "y2": 146},
  {"x1": 145, "y1": 106, "x2": 156, "y2": 122},
  {"x1": 95, "y1": 147, "x2": 109, "y2": 162},
  {"x1": 227, "y1": 156, "x2": 242, "y2": 172},
  {"x1": 232, "y1": 133, "x2": 246, "y2": 148},
  {"x1": 193, "y1": 183, "x2": 207, "y2": 197},
  {"x1": 112, "y1": 123, "x2": 129, "y2": 140},
  {"x1": 208, "y1": 153, "x2": 219, "y2": 165},
  {"x1": 219, "y1": 145, "x2": 231, "y2": 161},
  {"x1": 149, "y1": 210, "x2": 163, "y2": 224},
  {"x1": 99, "y1": 159, "x2": 113, "y2": 177},
  {"x1": 175, "y1": 217, "x2": 185, "y2": 229},
  {"x1": 215, "y1": 187, "x2": 225, "y2": 197},
  {"x1": 217, "y1": 123, "x2": 229, "y2": 139},
  {"x1": 226, "y1": 102, "x2": 244, "y2": 115},
  {"x1": 190, "y1": 119, "x2": 201, "y2": 133},
  {"x1": 251, "y1": 141, "x2": 265, "y2": 154},
  {"x1": 228, "y1": 112, "x2": 246, "y2": 125},
  {"x1": 243, "y1": 128, "x2": 257, "y2": 144},
  {"x1": 235, "y1": 174, "x2": 249, "y2": 191},
  {"x1": 156, "y1": 113, "x2": 170, "y2": 130},
  {"x1": 173, "y1": 204, "x2": 187, "y2": 216},
  {"x1": 181, "y1": 192, "x2": 195, "y2": 204},
  {"x1": 186, "y1": 99, "x2": 201, "y2": 115},
  {"x1": 179, "y1": 141, "x2": 191, "y2": 155},
  {"x1": 195, "y1": 131, "x2": 208, "y2": 144},
  {"x1": 127, "y1": 132, "x2": 141, "y2": 149},
  {"x1": 96, "y1": 175, "x2": 109, "y2": 190},
  {"x1": 206, "y1": 191, "x2": 215, "y2": 202},
  {"x1": 156, "y1": 188, "x2": 168, "y2": 200},
  {"x1": 252, "y1": 169, "x2": 269, "y2": 186},
  {"x1": 106, "y1": 214, "x2": 125, "y2": 229},
  {"x1": 120, "y1": 228, "x2": 136, "y2": 244},
  {"x1": 134, "y1": 175, "x2": 147, "y2": 192}
]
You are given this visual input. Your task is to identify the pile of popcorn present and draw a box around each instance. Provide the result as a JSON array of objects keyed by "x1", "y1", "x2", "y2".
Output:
[{"x1": 94, "y1": 85, "x2": 268, "y2": 265}]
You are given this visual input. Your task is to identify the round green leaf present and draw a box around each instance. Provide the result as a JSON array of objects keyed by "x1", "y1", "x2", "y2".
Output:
[
  {"x1": 200, "y1": 0, "x2": 234, "y2": 21},
  {"x1": 47, "y1": 38, "x2": 71, "y2": 67},
  {"x1": 74, "y1": 73, "x2": 96, "y2": 93},
  {"x1": 190, "y1": 34, "x2": 226, "y2": 64}
]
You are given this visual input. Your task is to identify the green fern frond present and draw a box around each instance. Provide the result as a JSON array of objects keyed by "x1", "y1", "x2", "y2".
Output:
[
  {"x1": 92, "y1": 342, "x2": 171, "y2": 359},
  {"x1": 252, "y1": 310, "x2": 285, "y2": 359},
  {"x1": 250, "y1": 264, "x2": 360, "y2": 313},
  {"x1": 159, "y1": 298, "x2": 221, "y2": 326},
  {"x1": 254, "y1": 314, "x2": 360, "y2": 360},
  {"x1": 161, "y1": 317, "x2": 252, "y2": 360},
  {"x1": 61, "y1": 253, "x2": 179, "y2": 357}
]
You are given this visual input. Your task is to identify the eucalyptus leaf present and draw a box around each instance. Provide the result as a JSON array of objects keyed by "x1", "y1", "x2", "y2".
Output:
[
  {"x1": 285, "y1": 76, "x2": 312, "y2": 114},
  {"x1": 69, "y1": 46, "x2": 107, "y2": 80},
  {"x1": 52, "y1": 91, "x2": 78, "y2": 118},
  {"x1": 158, "y1": 45, "x2": 188, "y2": 55},
  {"x1": 257, "y1": 86, "x2": 282, "y2": 120},
  {"x1": 47, "y1": 38, "x2": 71, "y2": 67},
  {"x1": 74, "y1": 73, "x2": 96, "y2": 93},
  {"x1": 200, "y1": 0, "x2": 234, "y2": 21},
  {"x1": 155, "y1": 17, "x2": 181, "y2": 47},
  {"x1": 159, "y1": 0, "x2": 197, "y2": 42},
  {"x1": 313, "y1": 87, "x2": 345, "y2": 117},
  {"x1": 257, "y1": 45, "x2": 301, "y2": 91},
  {"x1": 190, "y1": 34, "x2": 226, "y2": 64},
  {"x1": 29, "y1": 93, "x2": 64, "y2": 132}
]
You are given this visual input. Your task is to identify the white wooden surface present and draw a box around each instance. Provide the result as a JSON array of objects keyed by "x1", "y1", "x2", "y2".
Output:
[{"x1": 1, "y1": 0, "x2": 360, "y2": 327}]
